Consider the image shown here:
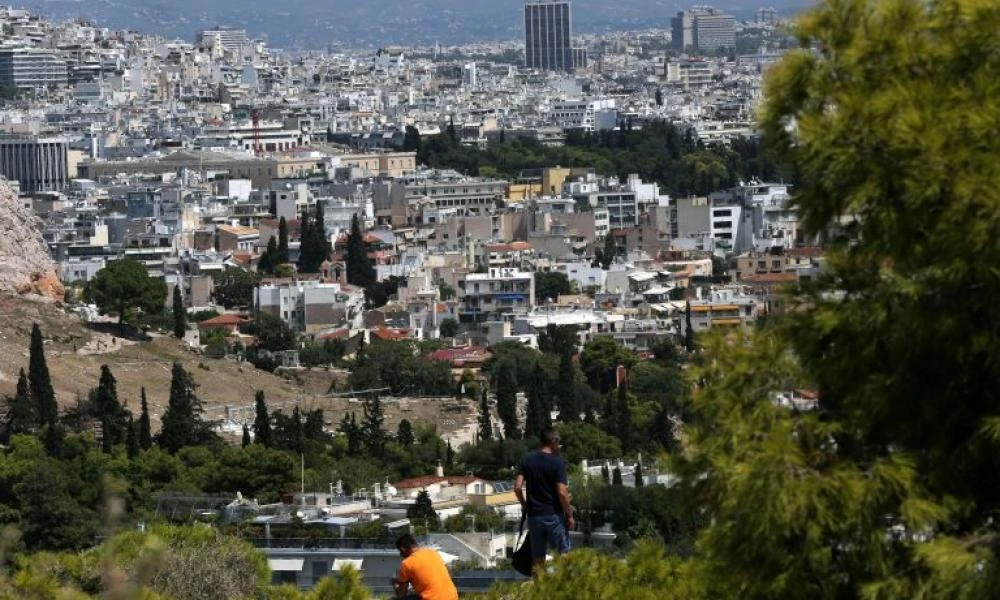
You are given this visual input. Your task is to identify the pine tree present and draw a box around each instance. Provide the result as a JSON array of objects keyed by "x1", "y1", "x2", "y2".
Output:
[
  {"x1": 158, "y1": 362, "x2": 208, "y2": 453},
  {"x1": 407, "y1": 490, "x2": 440, "y2": 531},
  {"x1": 396, "y1": 418, "x2": 414, "y2": 447},
  {"x1": 125, "y1": 414, "x2": 139, "y2": 459},
  {"x1": 680, "y1": 1, "x2": 1000, "y2": 596},
  {"x1": 600, "y1": 463, "x2": 610, "y2": 485},
  {"x1": 494, "y1": 359, "x2": 519, "y2": 439},
  {"x1": 361, "y1": 394, "x2": 386, "y2": 455},
  {"x1": 445, "y1": 440, "x2": 454, "y2": 469},
  {"x1": 477, "y1": 388, "x2": 493, "y2": 442},
  {"x1": 7, "y1": 369, "x2": 35, "y2": 435},
  {"x1": 346, "y1": 213, "x2": 376, "y2": 288},
  {"x1": 634, "y1": 459, "x2": 643, "y2": 487},
  {"x1": 138, "y1": 387, "x2": 152, "y2": 450},
  {"x1": 28, "y1": 323, "x2": 57, "y2": 427},
  {"x1": 611, "y1": 466, "x2": 623, "y2": 486},
  {"x1": 172, "y1": 285, "x2": 186, "y2": 339},
  {"x1": 242, "y1": 424, "x2": 252, "y2": 447},
  {"x1": 252, "y1": 390, "x2": 272, "y2": 447},
  {"x1": 277, "y1": 216, "x2": 289, "y2": 263},
  {"x1": 684, "y1": 302, "x2": 695, "y2": 353},
  {"x1": 313, "y1": 200, "x2": 331, "y2": 264},
  {"x1": 446, "y1": 115, "x2": 457, "y2": 145}
]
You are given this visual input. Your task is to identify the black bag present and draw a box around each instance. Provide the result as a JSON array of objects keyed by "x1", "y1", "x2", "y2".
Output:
[{"x1": 511, "y1": 513, "x2": 533, "y2": 577}]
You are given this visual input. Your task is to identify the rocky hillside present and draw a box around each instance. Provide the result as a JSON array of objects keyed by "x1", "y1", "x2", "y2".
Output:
[{"x1": 0, "y1": 179, "x2": 64, "y2": 301}]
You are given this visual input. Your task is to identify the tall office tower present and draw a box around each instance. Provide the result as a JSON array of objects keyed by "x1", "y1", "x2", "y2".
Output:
[
  {"x1": 524, "y1": 0, "x2": 574, "y2": 72},
  {"x1": 0, "y1": 136, "x2": 71, "y2": 193},
  {"x1": 672, "y1": 8, "x2": 735, "y2": 53},
  {"x1": 693, "y1": 8, "x2": 736, "y2": 52},
  {"x1": 196, "y1": 27, "x2": 249, "y2": 53},
  {"x1": 671, "y1": 11, "x2": 694, "y2": 51}
]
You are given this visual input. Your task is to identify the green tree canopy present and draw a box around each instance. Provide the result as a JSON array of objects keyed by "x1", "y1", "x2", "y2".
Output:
[
  {"x1": 87, "y1": 258, "x2": 167, "y2": 332},
  {"x1": 679, "y1": 0, "x2": 1000, "y2": 597},
  {"x1": 534, "y1": 271, "x2": 572, "y2": 304},
  {"x1": 212, "y1": 268, "x2": 260, "y2": 309}
]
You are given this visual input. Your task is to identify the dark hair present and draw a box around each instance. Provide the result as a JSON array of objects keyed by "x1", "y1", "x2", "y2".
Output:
[
  {"x1": 396, "y1": 533, "x2": 417, "y2": 552},
  {"x1": 540, "y1": 426, "x2": 560, "y2": 447}
]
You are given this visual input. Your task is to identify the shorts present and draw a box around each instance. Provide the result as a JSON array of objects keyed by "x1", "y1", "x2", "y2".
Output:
[{"x1": 527, "y1": 513, "x2": 570, "y2": 560}]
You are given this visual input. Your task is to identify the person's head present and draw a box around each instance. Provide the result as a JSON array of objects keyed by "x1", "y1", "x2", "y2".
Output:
[
  {"x1": 539, "y1": 426, "x2": 561, "y2": 453},
  {"x1": 396, "y1": 533, "x2": 418, "y2": 558}
]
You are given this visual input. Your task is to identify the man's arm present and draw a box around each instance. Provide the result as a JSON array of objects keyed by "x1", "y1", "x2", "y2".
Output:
[
  {"x1": 393, "y1": 565, "x2": 409, "y2": 598},
  {"x1": 514, "y1": 473, "x2": 527, "y2": 508},
  {"x1": 557, "y1": 482, "x2": 575, "y2": 530}
]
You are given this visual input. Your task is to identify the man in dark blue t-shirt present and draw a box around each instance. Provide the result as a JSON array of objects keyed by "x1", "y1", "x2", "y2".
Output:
[{"x1": 514, "y1": 426, "x2": 574, "y2": 575}]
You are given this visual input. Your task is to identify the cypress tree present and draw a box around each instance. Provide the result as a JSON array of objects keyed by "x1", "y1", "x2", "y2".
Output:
[
  {"x1": 277, "y1": 216, "x2": 289, "y2": 263},
  {"x1": 289, "y1": 406, "x2": 304, "y2": 454},
  {"x1": 93, "y1": 364, "x2": 128, "y2": 452},
  {"x1": 125, "y1": 414, "x2": 139, "y2": 459},
  {"x1": 259, "y1": 237, "x2": 278, "y2": 275},
  {"x1": 314, "y1": 200, "x2": 330, "y2": 264},
  {"x1": 242, "y1": 424, "x2": 252, "y2": 447},
  {"x1": 158, "y1": 362, "x2": 207, "y2": 453},
  {"x1": 138, "y1": 387, "x2": 152, "y2": 450},
  {"x1": 477, "y1": 388, "x2": 493, "y2": 442},
  {"x1": 361, "y1": 394, "x2": 386, "y2": 456},
  {"x1": 634, "y1": 460, "x2": 644, "y2": 487},
  {"x1": 28, "y1": 323, "x2": 57, "y2": 427},
  {"x1": 601, "y1": 463, "x2": 610, "y2": 485},
  {"x1": 524, "y1": 361, "x2": 551, "y2": 440},
  {"x1": 172, "y1": 285, "x2": 186, "y2": 339},
  {"x1": 616, "y1": 382, "x2": 632, "y2": 452},
  {"x1": 684, "y1": 301, "x2": 695, "y2": 352},
  {"x1": 397, "y1": 418, "x2": 414, "y2": 447},
  {"x1": 346, "y1": 213, "x2": 376, "y2": 287},
  {"x1": 297, "y1": 208, "x2": 312, "y2": 273},
  {"x1": 557, "y1": 349, "x2": 578, "y2": 422},
  {"x1": 7, "y1": 368, "x2": 35, "y2": 435},
  {"x1": 612, "y1": 466, "x2": 623, "y2": 486},
  {"x1": 495, "y1": 359, "x2": 520, "y2": 439},
  {"x1": 252, "y1": 390, "x2": 272, "y2": 447},
  {"x1": 445, "y1": 439, "x2": 454, "y2": 469}
]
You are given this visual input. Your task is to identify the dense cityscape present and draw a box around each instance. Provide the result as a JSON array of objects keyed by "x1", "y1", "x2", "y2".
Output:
[{"x1": 1, "y1": 0, "x2": 997, "y2": 598}]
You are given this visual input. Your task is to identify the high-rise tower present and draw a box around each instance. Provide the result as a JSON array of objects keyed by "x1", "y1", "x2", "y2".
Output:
[{"x1": 524, "y1": 0, "x2": 574, "y2": 72}]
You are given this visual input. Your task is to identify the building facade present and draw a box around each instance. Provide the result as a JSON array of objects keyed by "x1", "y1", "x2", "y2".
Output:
[
  {"x1": 0, "y1": 136, "x2": 70, "y2": 192},
  {"x1": 0, "y1": 46, "x2": 68, "y2": 90},
  {"x1": 524, "y1": 0, "x2": 573, "y2": 73}
]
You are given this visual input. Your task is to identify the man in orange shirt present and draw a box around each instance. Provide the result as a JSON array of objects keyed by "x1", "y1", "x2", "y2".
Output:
[{"x1": 393, "y1": 533, "x2": 459, "y2": 600}]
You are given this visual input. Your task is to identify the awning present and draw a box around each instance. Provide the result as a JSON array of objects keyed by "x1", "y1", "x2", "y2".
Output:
[
  {"x1": 268, "y1": 558, "x2": 304, "y2": 572},
  {"x1": 332, "y1": 558, "x2": 364, "y2": 571}
]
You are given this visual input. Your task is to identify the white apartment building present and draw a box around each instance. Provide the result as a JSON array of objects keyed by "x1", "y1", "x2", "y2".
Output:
[
  {"x1": 550, "y1": 98, "x2": 617, "y2": 132},
  {"x1": 255, "y1": 280, "x2": 360, "y2": 333},
  {"x1": 458, "y1": 267, "x2": 535, "y2": 322}
]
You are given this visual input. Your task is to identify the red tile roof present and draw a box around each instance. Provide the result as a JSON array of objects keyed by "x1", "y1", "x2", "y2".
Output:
[
  {"x1": 198, "y1": 314, "x2": 248, "y2": 327},
  {"x1": 428, "y1": 347, "x2": 492, "y2": 365},
  {"x1": 371, "y1": 326, "x2": 411, "y2": 341},
  {"x1": 316, "y1": 328, "x2": 350, "y2": 341}
]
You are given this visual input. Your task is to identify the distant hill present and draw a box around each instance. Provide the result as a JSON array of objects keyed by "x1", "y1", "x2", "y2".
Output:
[{"x1": 13, "y1": 0, "x2": 810, "y2": 49}]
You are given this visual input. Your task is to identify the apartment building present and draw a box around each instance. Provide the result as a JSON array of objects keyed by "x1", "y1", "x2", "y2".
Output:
[
  {"x1": 458, "y1": 267, "x2": 535, "y2": 322},
  {"x1": 0, "y1": 46, "x2": 68, "y2": 89},
  {"x1": 0, "y1": 136, "x2": 73, "y2": 192},
  {"x1": 255, "y1": 279, "x2": 360, "y2": 333}
]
